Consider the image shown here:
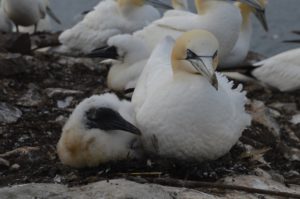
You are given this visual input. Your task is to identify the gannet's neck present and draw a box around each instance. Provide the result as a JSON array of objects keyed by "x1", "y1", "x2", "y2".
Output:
[
  {"x1": 238, "y1": 3, "x2": 252, "y2": 29},
  {"x1": 195, "y1": 0, "x2": 206, "y2": 14}
]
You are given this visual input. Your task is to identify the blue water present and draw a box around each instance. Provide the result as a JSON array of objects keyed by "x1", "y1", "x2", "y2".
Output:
[{"x1": 50, "y1": 0, "x2": 300, "y2": 56}]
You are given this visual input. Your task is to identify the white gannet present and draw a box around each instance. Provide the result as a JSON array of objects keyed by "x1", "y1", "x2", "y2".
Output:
[
  {"x1": 133, "y1": 0, "x2": 263, "y2": 61},
  {"x1": 0, "y1": 3, "x2": 12, "y2": 33},
  {"x1": 220, "y1": 0, "x2": 268, "y2": 68},
  {"x1": 57, "y1": 93, "x2": 142, "y2": 168},
  {"x1": 250, "y1": 48, "x2": 300, "y2": 92},
  {"x1": 2, "y1": 0, "x2": 60, "y2": 33},
  {"x1": 132, "y1": 30, "x2": 251, "y2": 161},
  {"x1": 59, "y1": 0, "x2": 165, "y2": 54},
  {"x1": 19, "y1": 0, "x2": 60, "y2": 33},
  {"x1": 89, "y1": 34, "x2": 150, "y2": 92}
]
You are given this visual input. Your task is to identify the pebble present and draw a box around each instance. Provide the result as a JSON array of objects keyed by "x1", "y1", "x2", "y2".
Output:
[
  {"x1": 57, "y1": 96, "x2": 73, "y2": 109},
  {"x1": 10, "y1": 164, "x2": 20, "y2": 171},
  {"x1": 45, "y1": 88, "x2": 83, "y2": 98},
  {"x1": 0, "y1": 102, "x2": 22, "y2": 124}
]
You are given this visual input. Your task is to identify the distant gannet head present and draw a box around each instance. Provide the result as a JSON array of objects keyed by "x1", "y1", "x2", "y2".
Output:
[
  {"x1": 57, "y1": 93, "x2": 141, "y2": 168},
  {"x1": 171, "y1": 0, "x2": 188, "y2": 10},
  {"x1": 237, "y1": 0, "x2": 268, "y2": 31},
  {"x1": 118, "y1": 0, "x2": 144, "y2": 13},
  {"x1": 171, "y1": 30, "x2": 219, "y2": 90}
]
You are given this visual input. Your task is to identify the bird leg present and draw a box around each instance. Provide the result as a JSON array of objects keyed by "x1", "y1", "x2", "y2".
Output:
[
  {"x1": 34, "y1": 24, "x2": 38, "y2": 33},
  {"x1": 15, "y1": 24, "x2": 19, "y2": 33}
]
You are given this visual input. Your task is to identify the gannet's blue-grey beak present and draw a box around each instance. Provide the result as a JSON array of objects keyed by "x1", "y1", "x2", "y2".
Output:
[
  {"x1": 147, "y1": 0, "x2": 173, "y2": 10},
  {"x1": 254, "y1": 8, "x2": 268, "y2": 31},
  {"x1": 46, "y1": 7, "x2": 61, "y2": 24}
]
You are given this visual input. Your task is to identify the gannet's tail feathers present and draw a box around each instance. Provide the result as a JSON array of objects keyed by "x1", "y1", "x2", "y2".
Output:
[{"x1": 87, "y1": 46, "x2": 118, "y2": 59}]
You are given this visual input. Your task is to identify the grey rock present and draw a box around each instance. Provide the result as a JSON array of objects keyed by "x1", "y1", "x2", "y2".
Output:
[
  {"x1": 10, "y1": 163, "x2": 20, "y2": 171},
  {"x1": 291, "y1": 114, "x2": 300, "y2": 125},
  {"x1": 0, "y1": 177, "x2": 299, "y2": 199},
  {"x1": 17, "y1": 84, "x2": 44, "y2": 107},
  {"x1": 0, "y1": 102, "x2": 22, "y2": 123},
  {"x1": 0, "y1": 53, "x2": 30, "y2": 76},
  {"x1": 45, "y1": 88, "x2": 83, "y2": 98},
  {"x1": 57, "y1": 96, "x2": 73, "y2": 109}
]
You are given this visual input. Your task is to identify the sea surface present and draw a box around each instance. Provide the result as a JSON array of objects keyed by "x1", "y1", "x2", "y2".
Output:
[{"x1": 50, "y1": 0, "x2": 300, "y2": 56}]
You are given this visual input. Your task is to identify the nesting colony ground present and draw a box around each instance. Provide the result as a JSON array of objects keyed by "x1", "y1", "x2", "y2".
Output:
[{"x1": 0, "y1": 33, "x2": 299, "y2": 190}]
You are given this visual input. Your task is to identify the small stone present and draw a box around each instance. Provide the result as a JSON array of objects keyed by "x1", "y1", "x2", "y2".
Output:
[
  {"x1": 57, "y1": 96, "x2": 73, "y2": 109},
  {"x1": 55, "y1": 115, "x2": 68, "y2": 126},
  {"x1": 45, "y1": 88, "x2": 83, "y2": 98},
  {"x1": 53, "y1": 175, "x2": 62, "y2": 183},
  {"x1": 290, "y1": 114, "x2": 300, "y2": 125},
  {"x1": 17, "y1": 84, "x2": 44, "y2": 107},
  {"x1": 10, "y1": 164, "x2": 20, "y2": 171},
  {"x1": 0, "y1": 102, "x2": 22, "y2": 124},
  {"x1": 269, "y1": 102, "x2": 298, "y2": 114},
  {"x1": 0, "y1": 158, "x2": 10, "y2": 168}
]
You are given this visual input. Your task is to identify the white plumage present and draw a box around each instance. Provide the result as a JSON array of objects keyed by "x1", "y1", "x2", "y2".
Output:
[
  {"x1": 57, "y1": 93, "x2": 141, "y2": 168},
  {"x1": 220, "y1": 0, "x2": 268, "y2": 67},
  {"x1": 106, "y1": 34, "x2": 150, "y2": 91},
  {"x1": 134, "y1": 0, "x2": 242, "y2": 61},
  {"x1": 0, "y1": 4, "x2": 12, "y2": 33},
  {"x1": 133, "y1": 30, "x2": 251, "y2": 161},
  {"x1": 2, "y1": 0, "x2": 60, "y2": 32},
  {"x1": 252, "y1": 48, "x2": 300, "y2": 92},
  {"x1": 59, "y1": 0, "x2": 161, "y2": 54}
]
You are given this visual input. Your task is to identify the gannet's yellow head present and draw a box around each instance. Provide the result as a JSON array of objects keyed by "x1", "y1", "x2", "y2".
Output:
[
  {"x1": 237, "y1": 0, "x2": 268, "y2": 31},
  {"x1": 172, "y1": 30, "x2": 219, "y2": 90},
  {"x1": 172, "y1": 0, "x2": 188, "y2": 10},
  {"x1": 118, "y1": 0, "x2": 144, "y2": 13}
]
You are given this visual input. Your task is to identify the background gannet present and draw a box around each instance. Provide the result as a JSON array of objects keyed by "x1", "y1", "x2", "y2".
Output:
[
  {"x1": 0, "y1": 2, "x2": 12, "y2": 33},
  {"x1": 250, "y1": 48, "x2": 300, "y2": 92},
  {"x1": 2, "y1": 0, "x2": 60, "y2": 33},
  {"x1": 19, "y1": 0, "x2": 61, "y2": 33},
  {"x1": 59, "y1": 0, "x2": 165, "y2": 54},
  {"x1": 57, "y1": 93, "x2": 142, "y2": 168},
  {"x1": 89, "y1": 34, "x2": 150, "y2": 92},
  {"x1": 132, "y1": 30, "x2": 251, "y2": 161},
  {"x1": 220, "y1": 0, "x2": 268, "y2": 68},
  {"x1": 133, "y1": 0, "x2": 243, "y2": 61}
]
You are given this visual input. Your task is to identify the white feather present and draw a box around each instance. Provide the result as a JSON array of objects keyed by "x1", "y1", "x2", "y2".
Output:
[
  {"x1": 59, "y1": 0, "x2": 160, "y2": 53},
  {"x1": 252, "y1": 48, "x2": 300, "y2": 92}
]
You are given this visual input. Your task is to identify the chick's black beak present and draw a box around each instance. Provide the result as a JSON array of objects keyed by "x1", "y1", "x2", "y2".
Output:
[{"x1": 86, "y1": 107, "x2": 141, "y2": 135}]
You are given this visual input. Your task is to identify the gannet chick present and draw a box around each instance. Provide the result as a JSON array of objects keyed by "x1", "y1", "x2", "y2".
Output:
[
  {"x1": 2, "y1": 0, "x2": 60, "y2": 33},
  {"x1": 89, "y1": 34, "x2": 150, "y2": 92},
  {"x1": 220, "y1": 0, "x2": 268, "y2": 68},
  {"x1": 59, "y1": 0, "x2": 163, "y2": 54},
  {"x1": 132, "y1": 30, "x2": 251, "y2": 161},
  {"x1": 250, "y1": 48, "x2": 300, "y2": 92},
  {"x1": 57, "y1": 93, "x2": 142, "y2": 168},
  {"x1": 0, "y1": 6, "x2": 12, "y2": 33}
]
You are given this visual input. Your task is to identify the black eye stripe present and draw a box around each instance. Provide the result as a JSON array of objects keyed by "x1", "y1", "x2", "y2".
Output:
[{"x1": 186, "y1": 49, "x2": 218, "y2": 60}]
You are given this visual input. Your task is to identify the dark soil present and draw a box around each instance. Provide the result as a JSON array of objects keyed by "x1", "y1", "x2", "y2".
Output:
[{"x1": 0, "y1": 33, "x2": 299, "y2": 188}]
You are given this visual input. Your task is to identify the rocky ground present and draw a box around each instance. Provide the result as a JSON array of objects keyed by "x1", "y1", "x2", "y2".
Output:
[{"x1": 0, "y1": 32, "x2": 300, "y2": 198}]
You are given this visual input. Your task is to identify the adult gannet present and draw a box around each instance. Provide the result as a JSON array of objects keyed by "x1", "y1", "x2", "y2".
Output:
[
  {"x1": 57, "y1": 93, "x2": 142, "y2": 168},
  {"x1": 220, "y1": 0, "x2": 268, "y2": 68},
  {"x1": 2, "y1": 0, "x2": 61, "y2": 33},
  {"x1": 250, "y1": 48, "x2": 300, "y2": 92},
  {"x1": 19, "y1": 0, "x2": 60, "y2": 33},
  {"x1": 89, "y1": 34, "x2": 150, "y2": 92},
  {"x1": 132, "y1": 30, "x2": 251, "y2": 161},
  {"x1": 0, "y1": 4, "x2": 12, "y2": 33},
  {"x1": 59, "y1": 0, "x2": 168, "y2": 54}
]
